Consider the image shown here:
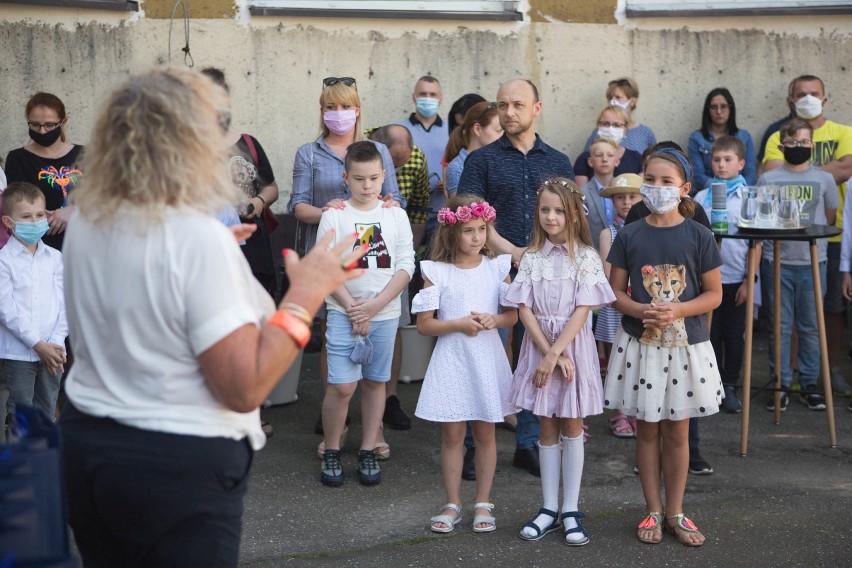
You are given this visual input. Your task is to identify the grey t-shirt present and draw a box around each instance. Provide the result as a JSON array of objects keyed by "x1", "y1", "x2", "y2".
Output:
[
  {"x1": 607, "y1": 218, "x2": 722, "y2": 346},
  {"x1": 758, "y1": 166, "x2": 839, "y2": 265}
]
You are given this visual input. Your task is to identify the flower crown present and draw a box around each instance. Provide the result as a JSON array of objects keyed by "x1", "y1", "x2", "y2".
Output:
[
  {"x1": 540, "y1": 178, "x2": 586, "y2": 202},
  {"x1": 437, "y1": 201, "x2": 497, "y2": 225}
]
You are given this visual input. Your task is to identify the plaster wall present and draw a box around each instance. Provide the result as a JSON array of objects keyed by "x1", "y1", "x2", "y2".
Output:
[{"x1": 1, "y1": 5, "x2": 850, "y2": 207}]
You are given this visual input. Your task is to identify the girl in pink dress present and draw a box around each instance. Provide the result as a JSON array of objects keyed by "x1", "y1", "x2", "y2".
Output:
[{"x1": 508, "y1": 178, "x2": 615, "y2": 546}]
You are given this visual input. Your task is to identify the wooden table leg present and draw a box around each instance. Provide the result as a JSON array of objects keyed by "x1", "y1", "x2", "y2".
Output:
[
  {"x1": 773, "y1": 242, "x2": 782, "y2": 424},
  {"x1": 809, "y1": 241, "x2": 838, "y2": 448},
  {"x1": 740, "y1": 239, "x2": 757, "y2": 457}
]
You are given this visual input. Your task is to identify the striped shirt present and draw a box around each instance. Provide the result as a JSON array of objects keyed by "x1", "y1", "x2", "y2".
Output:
[{"x1": 457, "y1": 134, "x2": 574, "y2": 247}]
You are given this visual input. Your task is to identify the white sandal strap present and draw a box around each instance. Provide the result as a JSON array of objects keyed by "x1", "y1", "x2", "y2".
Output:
[
  {"x1": 440, "y1": 503, "x2": 462, "y2": 515},
  {"x1": 473, "y1": 502, "x2": 494, "y2": 512}
]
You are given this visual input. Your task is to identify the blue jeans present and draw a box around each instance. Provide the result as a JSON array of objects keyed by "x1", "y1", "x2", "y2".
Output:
[
  {"x1": 4, "y1": 359, "x2": 61, "y2": 420},
  {"x1": 761, "y1": 260, "x2": 827, "y2": 388}
]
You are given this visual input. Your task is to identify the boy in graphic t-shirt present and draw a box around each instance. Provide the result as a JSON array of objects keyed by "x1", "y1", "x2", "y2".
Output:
[
  {"x1": 316, "y1": 141, "x2": 414, "y2": 488},
  {"x1": 758, "y1": 118, "x2": 838, "y2": 412}
]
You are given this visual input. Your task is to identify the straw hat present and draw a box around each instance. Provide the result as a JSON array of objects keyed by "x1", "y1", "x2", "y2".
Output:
[{"x1": 599, "y1": 173, "x2": 643, "y2": 198}]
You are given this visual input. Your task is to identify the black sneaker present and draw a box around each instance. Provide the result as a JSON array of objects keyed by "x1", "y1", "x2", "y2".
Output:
[
  {"x1": 721, "y1": 386, "x2": 743, "y2": 414},
  {"x1": 462, "y1": 446, "x2": 476, "y2": 481},
  {"x1": 688, "y1": 453, "x2": 713, "y2": 475},
  {"x1": 382, "y1": 395, "x2": 412, "y2": 430},
  {"x1": 513, "y1": 446, "x2": 541, "y2": 477},
  {"x1": 765, "y1": 393, "x2": 789, "y2": 412},
  {"x1": 799, "y1": 385, "x2": 826, "y2": 411},
  {"x1": 357, "y1": 449, "x2": 381, "y2": 486},
  {"x1": 320, "y1": 450, "x2": 344, "y2": 487}
]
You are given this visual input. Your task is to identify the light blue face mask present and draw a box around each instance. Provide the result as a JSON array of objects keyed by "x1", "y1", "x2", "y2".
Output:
[
  {"x1": 13, "y1": 219, "x2": 49, "y2": 245},
  {"x1": 415, "y1": 97, "x2": 440, "y2": 118}
]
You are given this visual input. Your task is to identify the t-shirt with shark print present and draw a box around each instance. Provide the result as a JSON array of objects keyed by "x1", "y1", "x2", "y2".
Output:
[{"x1": 607, "y1": 218, "x2": 722, "y2": 346}]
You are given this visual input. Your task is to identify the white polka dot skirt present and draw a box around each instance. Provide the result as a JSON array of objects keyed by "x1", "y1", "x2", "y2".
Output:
[{"x1": 603, "y1": 327, "x2": 723, "y2": 422}]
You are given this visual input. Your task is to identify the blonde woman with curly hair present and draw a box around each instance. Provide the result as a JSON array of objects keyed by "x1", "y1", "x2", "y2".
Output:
[{"x1": 60, "y1": 66, "x2": 367, "y2": 567}]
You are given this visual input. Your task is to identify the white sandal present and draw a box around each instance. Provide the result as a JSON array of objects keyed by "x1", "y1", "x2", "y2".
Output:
[
  {"x1": 316, "y1": 426, "x2": 349, "y2": 459},
  {"x1": 472, "y1": 502, "x2": 496, "y2": 533},
  {"x1": 430, "y1": 503, "x2": 462, "y2": 533}
]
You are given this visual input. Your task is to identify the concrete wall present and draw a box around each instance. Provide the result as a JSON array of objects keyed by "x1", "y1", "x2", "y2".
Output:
[{"x1": 1, "y1": 2, "x2": 851, "y2": 207}]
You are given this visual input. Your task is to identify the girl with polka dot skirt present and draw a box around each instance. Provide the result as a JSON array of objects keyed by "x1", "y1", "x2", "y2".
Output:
[
  {"x1": 508, "y1": 178, "x2": 616, "y2": 546},
  {"x1": 604, "y1": 148, "x2": 723, "y2": 547}
]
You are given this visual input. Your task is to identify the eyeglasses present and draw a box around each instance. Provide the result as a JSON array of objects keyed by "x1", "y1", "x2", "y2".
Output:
[
  {"x1": 27, "y1": 121, "x2": 62, "y2": 131},
  {"x1": 476, "y1": 102, "x2": 497, "y2": 121},
  {"x1": 782, "y1": 139, "x2": 813, "y2": 148},
  {"x1": 597, "y1": 121, "x2": 625, "y2": 129},
  {"x1": 709, "y1": 104, "x2": 730, "y2": 112},
  {"x1": 323, "y1": 77, "x2": 357, "y2": 88}
]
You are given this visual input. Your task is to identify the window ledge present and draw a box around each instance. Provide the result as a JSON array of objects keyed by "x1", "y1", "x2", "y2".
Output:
[
  {"x1": 248, "y1": 6, "x2": 522, "y2": 21},
  {"x1": 626, "y1": 3, "x2": 852, "y2": 18},
  {"x1": 0, "y1": 0, "x2": 138, "y2": 10}
]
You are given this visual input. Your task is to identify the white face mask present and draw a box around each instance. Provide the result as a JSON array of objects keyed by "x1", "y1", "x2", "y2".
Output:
[
  {"x1": 640, "y1": 184, "x2": 681, "y2": 214},
  {"x1": 597, "y1": 126, "x2": 625, "y2": 144},
  {"x1": 795, "y1": 95, "x2": 823, "y2": 120},
  {"x1": 610, "y1": 98, "x2": 631, "y2": 111}
]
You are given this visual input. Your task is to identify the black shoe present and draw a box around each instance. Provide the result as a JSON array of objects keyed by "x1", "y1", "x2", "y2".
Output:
[
  {"x1": 383, "y1": 395, "x2": 412, "y2": 430},
  {"x1": 513, "y1": 446, "x2": 541, "y2": 477},
  {"x1": 462, "y1": 446, "x2": 476, "y2": 481},
  {"x1": 721, "y1": 386, "x2": 742, "y2": 414},
  {"x1": 799, "y1": 384, "x2": 826, "y2": 411},
  {"x1": 320, "y1": 450, "x2": 344, "y2": 487},
  {"x1": 357, "y1": 449, "x2": 381, "y2": 486},
  {"x1": 765, "y1": 393, "x2": 789, "y2": 412},
  {"x1": 688, "y1": 453, "x2": 713, "y2": 475}
]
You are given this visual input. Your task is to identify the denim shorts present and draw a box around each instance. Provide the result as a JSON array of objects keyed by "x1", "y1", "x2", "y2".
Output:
[{"x1": 326, "y1": 309, "x2": 397, "y2": 384}]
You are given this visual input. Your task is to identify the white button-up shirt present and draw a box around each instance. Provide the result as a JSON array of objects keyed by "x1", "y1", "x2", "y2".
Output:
[{"x1": 0, "y1": 237, "x2": 67, "y2": 361}]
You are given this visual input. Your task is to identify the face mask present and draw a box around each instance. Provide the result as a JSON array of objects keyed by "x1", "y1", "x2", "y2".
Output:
[
  {"x1": 794, "y1": 95, "x2": 823, "y2": 120},
  {"x1": 783, "y1": 146, "x2": 811, "y2": 166},
  {"x1": 640, "y1": 184, "x2": 681, "y2": 214},
  {"x1": 610, "y1": 98, "x2": 631, "y2": 111},
  {"x1": 415, "y1": 97, "x2": 440, "y2": 118},
  {"x1": 29, "y1": 127, "x2": 62, "y2": 147},
  {"x1": 12, "y1": 219, "x2": 49, "y2": 245},
  {"x1": 323, "y1": 109, "x2": 357, "y2": 136},
  {"x1": 597, "y1": 127, "x2": 625, "y2": 144}
]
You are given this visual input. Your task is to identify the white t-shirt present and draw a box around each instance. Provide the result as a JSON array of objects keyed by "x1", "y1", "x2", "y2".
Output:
[
  {"x1": 318, "y1": 201, "x2": 415, "y2": 321},
  {"x1": 63, "y1": 208, "x2": 274, "y2": 450}
]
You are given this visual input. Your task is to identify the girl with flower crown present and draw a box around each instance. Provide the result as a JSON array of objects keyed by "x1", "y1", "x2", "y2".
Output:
[
  {"x1": 509, "y1": 177, "x2": 616, "y2": 546},
  {"x1": 412, "y1": 194, "x2": 517, "y2": 535}
]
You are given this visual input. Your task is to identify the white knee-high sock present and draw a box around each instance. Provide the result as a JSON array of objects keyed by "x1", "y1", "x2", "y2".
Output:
[
  {"x1": 561, "y1": 433, "x2": 585, "y2": 541},
  {"x1": 519, "y1": 442, "x2": 561, "y2": 538}
]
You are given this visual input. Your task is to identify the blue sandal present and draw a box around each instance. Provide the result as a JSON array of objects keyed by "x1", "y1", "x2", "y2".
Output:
[
  {"x1": 561, "y1": 511, "x2": 590, "y2": 546},
  {"x1": 519, "y1": 508, "x2": 562, "y2": 541}
]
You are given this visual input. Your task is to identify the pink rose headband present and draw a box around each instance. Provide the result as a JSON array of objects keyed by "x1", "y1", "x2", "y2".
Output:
[{"x1": 437, "y1": 201, "x2": 497, "y2": 225}]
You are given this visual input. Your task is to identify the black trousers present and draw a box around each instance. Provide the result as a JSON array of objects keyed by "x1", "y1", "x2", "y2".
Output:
[
  {"x1": 60, "y1": 403, "x2": 253, "y2": 568},
  {"x1": 709, "y1": 283, "x2": 747, "y2": 388}
]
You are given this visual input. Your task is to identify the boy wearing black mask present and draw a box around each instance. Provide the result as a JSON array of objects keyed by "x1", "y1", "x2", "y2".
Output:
[{"x1": 758, "y1": 118, "x2": 839, "y2": 412}]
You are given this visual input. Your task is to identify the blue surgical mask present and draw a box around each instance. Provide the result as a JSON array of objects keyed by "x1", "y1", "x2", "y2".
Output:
[
  {"x1": 13, "y1": 219, "x2": 49, "y2": 245},
  {"x1": 415, "y1": 97, "x2": 440, "y2": 118}
]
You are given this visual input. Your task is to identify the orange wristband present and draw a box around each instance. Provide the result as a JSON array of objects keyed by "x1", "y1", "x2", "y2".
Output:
[{"x1": 268, "y1": 310, "x2": 311, "y2": 349}]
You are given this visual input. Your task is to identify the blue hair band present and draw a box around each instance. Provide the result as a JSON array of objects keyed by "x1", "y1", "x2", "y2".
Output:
[{"x1": 652, "y1": 147, "x2": 693, "y2": 184}]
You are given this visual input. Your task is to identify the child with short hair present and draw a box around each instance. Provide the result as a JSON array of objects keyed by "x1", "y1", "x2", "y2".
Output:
[
  {"x1": 412, "y1": 194, "x2": 517, "y2": 534},
  {"x1": 316, "y1": 141, "x2": 414, "y2": 487},
  {"x1": 0, "y1": 182, "x2": 67, "y2": 421},
  {"x1": 758, "y1": 118, "x2": 838, "y2": 411},
  {"x1": 694, "y1": 136, "x2": 762, "y2": 413},
  {"x1": 511, "y1": 178, "x2": 615, "y2": 545}
]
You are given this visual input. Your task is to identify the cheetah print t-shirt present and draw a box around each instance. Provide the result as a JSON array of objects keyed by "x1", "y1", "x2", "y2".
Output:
[{"x1": 607, "y1": 217, "x2": 722, "y2": 346}]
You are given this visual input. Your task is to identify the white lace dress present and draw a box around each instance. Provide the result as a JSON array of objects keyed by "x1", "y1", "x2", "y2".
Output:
[{"x1": 411, "y1": 255, "x2": 515, "y2": 423}]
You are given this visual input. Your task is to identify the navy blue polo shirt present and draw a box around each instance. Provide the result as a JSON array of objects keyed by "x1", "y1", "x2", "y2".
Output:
[{"x1": 457, "y1": 133, "x2": 574, "y2": 247}]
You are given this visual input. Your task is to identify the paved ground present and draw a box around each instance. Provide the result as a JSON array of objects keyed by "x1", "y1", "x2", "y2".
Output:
[{"x1": 240, "y1": 329, "x2": 852, "y2": 567}]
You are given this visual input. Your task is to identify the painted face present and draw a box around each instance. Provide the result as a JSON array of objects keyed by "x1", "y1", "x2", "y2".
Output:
[
  {"x1": 538, "y1": 189, "x2": 567, "y2": 243},
  {"x1": 708, "y1": 94, "x2": 730, "y2": 128},
  {"x1": 711, "y1": 149, "x2": 744, "y2": 180},
  {"x1": 496, "y1": 80, "x2": 541, "y2": 137},
  {"x1": 612, "y1": 192, "x2": 642, "y2": 220},
  {"x1": 457, "y1": 217, "x2": 488, "y2": 257},
  {"x1": 474, "y1": 115, "x2": 504, "y2": 147},
  {"x1": 343, "y1": 159, "x2": 385, "y2": 207}
]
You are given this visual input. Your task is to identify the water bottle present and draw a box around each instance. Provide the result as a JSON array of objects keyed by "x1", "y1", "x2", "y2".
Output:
[{"x1": 710, "y1": 182, "x2": 728, "y2": 234}]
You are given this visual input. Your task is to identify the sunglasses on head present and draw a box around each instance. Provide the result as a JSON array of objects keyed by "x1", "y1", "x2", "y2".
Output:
[
  {"x1": 476, "y1": 102, "x2": 498, "y2": 121},
  {"x1": 323, "y1": 77, "x2": 357, "y2": 88}
]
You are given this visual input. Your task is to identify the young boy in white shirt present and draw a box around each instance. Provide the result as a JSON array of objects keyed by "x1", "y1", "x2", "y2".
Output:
[
  {"x1": 0, "y1": 182, "x2": 67, "y2": 422},
  {"x1": 317, "y1": 142, "x2": 414, "y2": 487}
]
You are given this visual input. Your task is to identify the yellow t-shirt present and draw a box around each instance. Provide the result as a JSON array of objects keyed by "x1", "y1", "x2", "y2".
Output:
[{"x1": 764, "y1": 119, "x2": 852, "y2": 242}]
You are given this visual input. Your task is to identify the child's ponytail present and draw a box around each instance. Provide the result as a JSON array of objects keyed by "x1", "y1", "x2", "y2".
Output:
[{"x1": 678, "y1": 198, "x2": 696, "y2": 219}]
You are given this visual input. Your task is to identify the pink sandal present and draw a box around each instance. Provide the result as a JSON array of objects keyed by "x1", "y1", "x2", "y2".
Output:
[{"x1": 608, "y1": 412, "x2": 635, "y2": 439}]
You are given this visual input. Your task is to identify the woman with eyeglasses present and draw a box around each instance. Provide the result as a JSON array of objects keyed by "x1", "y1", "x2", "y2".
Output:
[
  {"x1": 688, "y1": 87, "x2": 757, "y2": 190},
  {"x1": 444, "y1": 101, "x2": 503, "y2": 196},
  {"x1": 288, "y1": 76, "x2": 404, "y2": 457},
  {"x1": 573, "y1": 105, "x2": 643, "y2": 187},
  {"x1": 4, "y1": 93, "x2": 83, "y2": 250}
]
